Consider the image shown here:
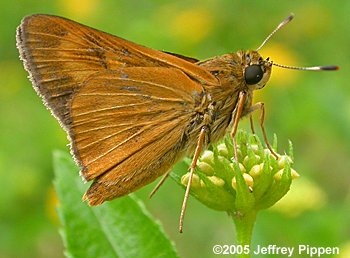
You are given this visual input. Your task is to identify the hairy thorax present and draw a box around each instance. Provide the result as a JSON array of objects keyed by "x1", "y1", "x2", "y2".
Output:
[{"x1": 196, "y1": 52, "x2": 253, "y2": 144}]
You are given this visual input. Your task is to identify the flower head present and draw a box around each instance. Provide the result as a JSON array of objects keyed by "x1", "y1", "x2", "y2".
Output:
[{"x1": 172, "y1": 130, "x2": 299, "y2": 213}]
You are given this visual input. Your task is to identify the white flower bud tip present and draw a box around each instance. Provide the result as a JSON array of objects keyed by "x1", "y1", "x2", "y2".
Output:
[
  {"x1": 278, "y1": 155, "x2": 293, "y2": 169},
  {"x1": 201, "y1": 150, "x2": 214, "y2": 165},
  {"x1": 217, "y1": 143, "x2": 229, "y2": 157}
]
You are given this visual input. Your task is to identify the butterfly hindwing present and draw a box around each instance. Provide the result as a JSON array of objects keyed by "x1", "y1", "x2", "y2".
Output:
[{"x1": 71, "y1": 68, "x2": 204, "y2": 204}]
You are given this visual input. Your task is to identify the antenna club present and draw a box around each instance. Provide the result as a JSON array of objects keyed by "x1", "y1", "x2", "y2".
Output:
[
  {"x1": 286, "y1": 13, "x2": 295, "y2": 22},
  {"x1": 320, "y1": 65, "x2": 339, "y2": 71}
]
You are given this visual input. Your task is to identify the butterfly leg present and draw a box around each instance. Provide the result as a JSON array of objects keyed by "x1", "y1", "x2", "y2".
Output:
[
  {"x1": 148, "y1": 170, "x2": 171, "y2": 198},
  {"x1": 247, "y1": 102, "x2": 278, "y2": 159},
  {"x1": 249, "y1": 114, "x2": 255, "y2": 134},
  {"x1": 230, "y1": 91, "x2": 247, "y2": 159},
  {"x1": 179, "y1": 126, "x2": 207, "y2": 233}
]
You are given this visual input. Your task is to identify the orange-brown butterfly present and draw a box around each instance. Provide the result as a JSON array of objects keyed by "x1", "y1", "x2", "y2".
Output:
[{"x1": 16, "y1": 14, "x2": 337, "y2": 232}]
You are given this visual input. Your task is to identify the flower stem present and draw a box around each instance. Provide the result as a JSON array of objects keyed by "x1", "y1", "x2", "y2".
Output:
[{"x1": 231, "y1": 210, "x2": 257, "y2": 258}]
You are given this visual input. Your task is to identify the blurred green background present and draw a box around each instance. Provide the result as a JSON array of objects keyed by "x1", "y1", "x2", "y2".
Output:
[{"x1": 1, "y1": 1, "x2": 349, "y2": 257}]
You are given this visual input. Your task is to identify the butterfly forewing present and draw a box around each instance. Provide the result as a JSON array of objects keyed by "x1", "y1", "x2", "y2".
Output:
[
  {"x1": 16, "y1": 14, "x2": 215, "y2": 204},
  {"x1": 16, "y1": 14, "x2": 217, "y2": 130}
]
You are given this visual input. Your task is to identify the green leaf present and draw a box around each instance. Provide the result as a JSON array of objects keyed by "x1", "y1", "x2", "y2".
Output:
[{"x1": 53, "y1": 150, "x2": 179, "y2": 258}]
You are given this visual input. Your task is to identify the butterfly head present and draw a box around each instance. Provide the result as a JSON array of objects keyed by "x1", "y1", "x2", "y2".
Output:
[{"x1": 243, "y1": 50, "x2": 272, "y2": 90}]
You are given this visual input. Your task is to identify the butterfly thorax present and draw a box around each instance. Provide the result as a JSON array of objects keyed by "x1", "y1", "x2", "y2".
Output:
[{"x1": 195, "y1": 50, "x2": 271, "y2": 143}]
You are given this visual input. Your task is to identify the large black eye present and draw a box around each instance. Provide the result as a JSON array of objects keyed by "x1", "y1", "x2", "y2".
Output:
[{"x1": 245, "y1": 65, "x2": 263, "y2": 85}]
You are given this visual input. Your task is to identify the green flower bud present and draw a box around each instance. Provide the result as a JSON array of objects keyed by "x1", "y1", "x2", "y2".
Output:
[
  {"x1": 264, "y1": 148, "x2": 280, "y2": 159},
  {"x1": 200, "y1": 150, "x2": 214, "y2": 165},
  {"x1": 208, "y1": 176, "x2": 225, "y2": 187},
  {"x1": 197, "y1": 161, "x2": 214, "y2": 176},
  {"x1": 232, "y1": 173, "x2": 254, "y2": 190},
  {"x1": 229, "y1": 162, "x2": 246, "y2": 174},
  {"x1": 243, "y1": 154, "x2": 260, "y2": 168},
  {"x1": 250, "y1": 144, "x2": 259, "y2": 153},
  {"x1": 291, "y1": 169, "x2": 300, "y2": 180},
  {"x1": 274, "y1": 168, "x2": 299, "y2": 181},
  {"x1": 181, "y1": 173, "x2": 203, "y2": 189},
  {"x1": 218, "y1": 155, "x2": 230, "y2": 165},
  {"x1": 278, "y1": 155, "x2": 293, "y2": 169},
  {"x1": 239, "y1": 163, "x2": 246, "y2": 174},
  {"x1": 217, "y1": 143, "x2": 229, "y2": 157},
  {"x1": 249, "y1": 163, "x2": 263, "y2": 178}
]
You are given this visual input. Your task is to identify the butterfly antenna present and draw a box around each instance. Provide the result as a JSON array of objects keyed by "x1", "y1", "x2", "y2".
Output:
[
  {"x1": 259, "y1": 14, "x2": 339, "y2": 71},
  {"x1": 256, "y1": 14, "x2": 294, "y2": 51}
]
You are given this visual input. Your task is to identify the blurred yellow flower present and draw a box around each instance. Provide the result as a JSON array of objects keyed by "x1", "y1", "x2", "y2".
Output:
[
  {"x1": 171, "y1": 8, "x2": 213, "y2": 44},
  {"x1": 259, "y1": 43, "x2": 299, "y2": 87},
  {"x1": 46, "y1": 186, "x2": 60, "y2": 225},
  {"x1": 271, "y1": 177, "x2": 327, "y2": 217},
  {"x1": 57, "y1": 0, "x2": 99, "y2": 19},
  {"x1": 339, "y1": 241, "x2": 350, "y2": 258}
]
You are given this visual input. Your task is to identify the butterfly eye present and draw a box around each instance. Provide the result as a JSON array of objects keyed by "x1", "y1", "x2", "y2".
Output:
[{"x1": 245, "y1": 65, "x2": 263, "y2": 85}]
